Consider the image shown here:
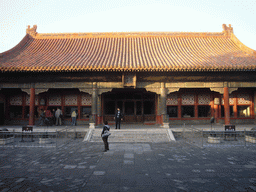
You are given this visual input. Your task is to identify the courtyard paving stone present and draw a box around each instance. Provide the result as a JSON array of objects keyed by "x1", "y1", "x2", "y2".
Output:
[{"x1": 0, "y1": 134, "x2": 256, "y2": 191}]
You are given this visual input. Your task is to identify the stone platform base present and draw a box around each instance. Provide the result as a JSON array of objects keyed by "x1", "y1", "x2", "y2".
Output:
[
  {"x1": 39, "y1": 138, "x2": 51, "y2": 144},
  {"x1": 245, "y1": 135, "x2": 256, "y2": 143},
  {"x1": 86, "y1": 128, "x2": 175, "y2": 143},
  {"x1": 0, "y1": 137, "x2": 14, "y2": 145},
  {"x1": 208, "y1": 136, "x2": 221, "y2": 144}
]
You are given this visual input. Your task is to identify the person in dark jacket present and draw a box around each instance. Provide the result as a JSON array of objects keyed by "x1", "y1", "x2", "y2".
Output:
[
  {"x1": 38, "y1": 109, "x2": 45, "y2": 126},
  {"x1": 114, "y1": 108, "x2": 123, "y2": 129},
  {"x1": 101, "y1": 121, "x2": 110, "y2": 152}
]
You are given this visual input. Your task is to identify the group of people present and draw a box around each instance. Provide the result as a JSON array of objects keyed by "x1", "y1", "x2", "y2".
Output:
[
  {"x1": 38, "y1": 108, "x2": 63, "y2": 126},
  {"x1": 39, "y1": 107, "x2": 123, "y2": 152}
]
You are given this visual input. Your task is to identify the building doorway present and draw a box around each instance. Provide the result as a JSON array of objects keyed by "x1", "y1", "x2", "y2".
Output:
[{"x1": 103, "y1": 88, "x2": 156, "y2": 123}]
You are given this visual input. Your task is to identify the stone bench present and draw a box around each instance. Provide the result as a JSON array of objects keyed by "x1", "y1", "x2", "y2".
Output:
[
  {"x1": 245, "y1": 135, "x2": 256, "y2": 143},
  {"x1": 0, "y1": 137, "x2": 14, "y2": 145},
  {"x1": 208, "y1": 136, "x2": 221, "y2": 144},
  {"x1": 39, "y1": 138, "x2": 52, "y2": 144},
  {"x1": 0, "y1": 128, "x2": 14, "y2": 145}
]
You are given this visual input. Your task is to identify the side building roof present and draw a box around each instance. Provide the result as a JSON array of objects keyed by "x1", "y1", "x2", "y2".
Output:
[{"x1": 1, "y1": 24, "x2": 256, "y2": 73}]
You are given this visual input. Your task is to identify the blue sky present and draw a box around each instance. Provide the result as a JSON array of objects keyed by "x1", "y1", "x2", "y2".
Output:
[{"x1": 1, "y1": 0, "x2": 256, "y2": 53}]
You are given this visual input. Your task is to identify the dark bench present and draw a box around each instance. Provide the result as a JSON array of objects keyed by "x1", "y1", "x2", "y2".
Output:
[
  {"x1": 22, "y1": 126, "x2": 33, "y2": 132},
  {"x1": 208, "y1": 131, "x2": 218, "y2": 137},
  {"x1": 21, "y1": 126, "x2": 34, "y2": 142},
  {"x1": 224, "y1": 125, "x2": 237, "y2": 141},
  {"x1": 0, "y1": 128, "x2": 12, "y2": 139}
]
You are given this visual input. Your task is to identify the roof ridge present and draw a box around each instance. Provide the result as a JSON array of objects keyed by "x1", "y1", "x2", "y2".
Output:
[
  {"x1": 26, "y1": 24, "x2": 233, "y2": 39},
  {"x1": 35, "y1": 31, "x2": 225, "y2": 39}
]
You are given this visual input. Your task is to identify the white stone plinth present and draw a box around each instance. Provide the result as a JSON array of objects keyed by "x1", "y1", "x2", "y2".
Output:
[
  {"x1": 162, "y1": 123, "x2": 169, "y2": 128},
  {"x1": 208, "y1": 136, "x2": 221, "y2": 144},
  {"x1": 39, "y1": 138, "x2": 51, "y2": 144},
  {"x1": 0, "y1": 137, "x2": 14, "y2": 145},
  {"x1": 245, "y1": 135, "x2": 256, "y2": 143},
  {"x1": 89, "y1": 123, "x2": 95, "y2": 129}
]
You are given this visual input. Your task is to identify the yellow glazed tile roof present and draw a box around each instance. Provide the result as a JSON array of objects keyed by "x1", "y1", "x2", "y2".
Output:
[{"x1": 1, "y1": 24, "x2": 256, "y2": 72}]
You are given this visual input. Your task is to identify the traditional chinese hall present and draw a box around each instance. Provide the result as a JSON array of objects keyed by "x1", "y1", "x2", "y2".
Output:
[{"x1": 0, "y1": 24, "x2": 256, "y2": 127}]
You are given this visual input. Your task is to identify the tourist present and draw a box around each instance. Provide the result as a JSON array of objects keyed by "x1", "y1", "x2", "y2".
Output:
[
  {"x1": 38, "y1": 109, "x2": 45, "y2": 126},
  {"x1": 114, "y1": 108, "x2": 123, "y2": 129},
  {"x1": 45, "y1": 108, "x2": 53, "y2": 125},
  {"x1": 101, "y1": 121, "x2": 111, "y2": 152},
  {"x1": 52, "y1": 109, "x2": 56, "y2": 124},
  {"x1": 55, "y1": 108, "x2": 63, "y2": 126},
  {"x1": 71, "y1": 110, "x2": 77, "y2": 126}
]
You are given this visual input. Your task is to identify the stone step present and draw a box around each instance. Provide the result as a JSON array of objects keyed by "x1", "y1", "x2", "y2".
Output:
[{"x1": 87, "y1": 128, "x2": 173, "y2": 143}]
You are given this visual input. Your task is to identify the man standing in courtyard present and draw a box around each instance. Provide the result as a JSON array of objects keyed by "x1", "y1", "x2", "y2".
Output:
[
  {"x1": 38, "y1": 109, "x2": 45, "y2": 126},
  {"x1": 55, "y1": 107, "x2": 63, "y2": 126},
  {"x1": 114, "y1": 108, "x2": 123, "y2": 129},
  {"x1": 71, "y1": 110, "x2": 77, "y2": 126}
]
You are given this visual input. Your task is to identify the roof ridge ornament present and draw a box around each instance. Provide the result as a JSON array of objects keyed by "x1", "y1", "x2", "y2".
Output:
[
  {"x1": 222, "y1": 24, "x2": 233, "y2": 36},
  {"x1": 26, "y1": 25, "x2": 37, "y2": 37}
]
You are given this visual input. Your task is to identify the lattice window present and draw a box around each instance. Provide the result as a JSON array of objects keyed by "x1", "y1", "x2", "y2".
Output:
[
  {"x1": 65, "y1": 95, "x2": 78, "y2": 106},
  {"x1": 81, "y1": 94, "x2": 92, "y2": 105},
  {"x1": 182, "y1": 94, "x2": 194, "y2": 105},
  {"x1": 166, "y1": 94, "x2": 178, "y2": 105},
  {"x1": 49, "y1": 95, "x2": 61, "y2": 106},
  {"x1": 26, "y1": 95, "x2": 30, "y2": 105},
  {"x1": 26, "y1": 95, "x2": 39, "y2": 105},
  {"x1": 10, "y1": 95, "x2": 22, "y2": 105},
  {"x1": 198, "y1": 94, "x2": 210, "y2": 105},
  {"x1": 237, "y1": 93, "x2": 250, "y2": 105},
  {"x1": 35, "y1": 96, "x2": 39, "y2": 105},
  {"x1": 221, "y1": 94, "x2": 235, "y2": 105},
  {"x1": 229, "y1": 94, "x2": 235, "y2": 105}
]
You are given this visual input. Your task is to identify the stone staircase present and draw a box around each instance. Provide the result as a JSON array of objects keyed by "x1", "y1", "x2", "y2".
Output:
[{"x1": 85, "y1": 128, "x2": 175, "y2": 143}]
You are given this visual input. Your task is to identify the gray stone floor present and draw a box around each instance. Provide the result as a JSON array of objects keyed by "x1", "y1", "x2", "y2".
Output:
[
  {"x1": 1, "y1": 139, "x2": 256, "y2": 192},
  {"x1": 2, "y1": 123, "x2": 255, "y2": 132}
]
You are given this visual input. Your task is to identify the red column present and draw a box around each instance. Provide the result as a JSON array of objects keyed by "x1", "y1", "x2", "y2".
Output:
[
  {"x1": 213, "y1": 95, "x2": 220, "y2": 123},
  {"x1": 251, "y1": 95, "x2": 254, "y2": 119},
  {"x1": 234, "y1": 96, "x2": 238, "y2": 118},
  {"x1": 29, "y1": 88, "x2": 35, "y2": 125},
  {"x1": 178, "y1": 93, "x2": 182, "y2": 118},
  {"x1": 195, "y1": 94, "x2": 198, "y2": 118},
  {"x1": 100, "y1": 94, "x2": 104, "y2": 124},
  {"x1": 78, "y1": 94, "x2": 81, "y2": 120},
  {"x1": 92, "y1": 82, "x2": 98, "y2": 126},
  {"x1": 214, "y1": 105, "x2": 219, "y2": 123},
  {"x1": 223, "y1": 86, "x2": 230, "y2": 125}
]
